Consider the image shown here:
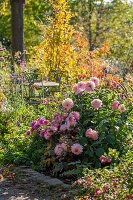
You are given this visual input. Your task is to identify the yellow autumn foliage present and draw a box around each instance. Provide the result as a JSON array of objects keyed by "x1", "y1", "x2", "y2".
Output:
[
  {"x1": 30, "y1": 0, "x2": 76, "y2": 81},
  {"x1": 29, "y1": 0, "x2": 118, "y2": 85}
]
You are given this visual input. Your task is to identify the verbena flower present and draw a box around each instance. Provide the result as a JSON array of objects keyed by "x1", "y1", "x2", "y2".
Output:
[
  {"x1": 91, "y1": 99, "x2": 102, "y2": 109},
  {"x1": 85, "y1": 81, "x2": 95, "y2": 92},
  {"x1": 62, "y1": 98, "x2": 74, "y2": 111},
  {"x1": 71, "y1": 143, "x2": 83, "y2": 155},
  {"x1": 90, "y1": 77, "x2": 99, "y2": 86},
  {"x1": 119, "y1": 104, "x2": 126, "y2": 112},
  {"x1": 112, "y1": 100, "x2": 119, "y2": 110}
]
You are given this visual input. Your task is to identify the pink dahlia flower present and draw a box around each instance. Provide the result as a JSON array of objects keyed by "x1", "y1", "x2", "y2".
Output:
[
  {"x1": 112, "y1": 100, "x2": 119, "y2": 110},
  {"x1": 54, "y1": 144, "x2": 64, "y2": 156},
  {"x1": 94, "y1": 188, "x2": 101, "y2": 196},
  {"x1": 70, "y1": 111, "x2": 80, "y2": 121},
  {"x1": 112, "y1": 81, "x2": 117, "y2": 88},
  {"x1": 119, "y1": 104, "x2": 126, "y2": 112},
  {"x1": 26, "y1": 130, "x2": 31, "y2": 136},
  {"x1": 60, "y1": 124, "x2": 68, "y2": 132},
  {"x1": 62, "y1": 98, "x2": 74, "y2": 111},
  {"x1": 91, "y1": 99, "x2": 102, "y2": 110},
  {"x1": 38, "y1": 116, "x2": 45, "y2": 125},
  {"x1": 99, "y1": 155, "x2": 108, "y2": 163},
  {"x1": 71, "y1": 143, "x2": 83, "y2": 155},
  {"x1": 107, "y1": 157, "x2": 112, "y2": 162},
  {"x1": 61, "y1": 143, "x2": 68, "y2": 151},
  {"x1": 90, "y1": 77, "x2": 99, "y2": 86},
  {"x1": 30, "y1": 120, "x2": 37, "y2": 128},
  {"x1": 85, "y1": 128, "x2": 98, "y2": 140},
  {"x1": 30, "y1": 127, "x2": 34, "y2": 132},
  {"x1": 53, "y1": 112, "x2": 60, "y2": 117},
  {"x1": 77, "y1": 81, "x2": 86, "y2": 90},
  {"x1": 85, "y1": 81, "x2": 95, "y2": 92},
  {"x1": 54, "y1": 115, "x2": 62, "y2": 123},
  {"x1": 66, "y1": 114, "x2": 77, "y2": 127},
  {"x1": 40, "y1": 129, "x2": 46, "y2": 137},
  {"x1": 50, "y1": 125, "x2": 58, "y2": 132},
  {"x1": 43, "y1": 120, "x2": 49, "y2": 124},
  {"x1": 44, "y1": 133, "x2": 53, "y2": 140},
  {"x1": 73, "y1": 84, "x2": 78, "y2": 93},
  {"x1": 75, "y1": 88, "x2": 84, "y2": 96},
  {"x1": 34, "y1": 122, "x2": 41, "y2": 131},
  {"x1": 62, "y1": 114, "x2": 69, "y2": 119}
]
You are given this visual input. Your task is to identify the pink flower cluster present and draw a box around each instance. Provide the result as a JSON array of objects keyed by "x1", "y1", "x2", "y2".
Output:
[
  {"x1": 73, "y1": 77, "x2": 99, "y2": 95},
  {"x1": 85, "y1": 128, "x2": 98, "y2": 140},
  {"x1": 26, "y1": 110, "x2": 81, "y2": 157},
  {"x1": 112, "y1": 101, "x2": 126, "y2": 112},
  {"x1": 54, "y1": 143, "x2": 83, "y2": 156},
  {"x1": 99, "y1": 155, "x2": 111, "y2": 163},
  {"x1": 26, "y1": 117, "x2": 49, "y2": 136}
]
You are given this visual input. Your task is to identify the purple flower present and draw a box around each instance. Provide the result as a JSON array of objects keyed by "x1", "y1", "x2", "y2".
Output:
[
  {"x1": 30, "y1": 120, "x2": 37, "y2": 128},
  {"x1": 26, "y1": 130, "x2": 31, "y2": 136},
  {"x1": 40, "y1": 129, "x2": 46, "y2": 137},
  {"x1": 38, "y1": 116, "x2": 45, "y2": 125},
  {"x1": 34, "y1": 122, "x2": 41, "y2": 131},
  {"x1": 0, "y1": 57, "x2": 3, "y2": 61}
]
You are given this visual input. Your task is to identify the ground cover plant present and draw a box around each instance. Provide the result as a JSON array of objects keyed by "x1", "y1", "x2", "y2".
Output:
[{"x1": 73, "y1": 150, "x2": 133, "y2": 200}]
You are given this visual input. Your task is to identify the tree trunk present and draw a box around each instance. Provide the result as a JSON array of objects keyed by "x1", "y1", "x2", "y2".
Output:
[{"x1": 10, "y1": 0, "x2": 25, "y2": 70}]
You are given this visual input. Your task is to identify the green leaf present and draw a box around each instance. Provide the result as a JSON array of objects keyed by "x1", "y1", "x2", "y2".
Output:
[{"x1": 96, "y1": 148, "x2": 105, "y2": 157}]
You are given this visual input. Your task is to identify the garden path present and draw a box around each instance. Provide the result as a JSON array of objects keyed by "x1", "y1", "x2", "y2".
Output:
[{"x1": 0, "y1": 166, "x2": 76, "y2": 200}]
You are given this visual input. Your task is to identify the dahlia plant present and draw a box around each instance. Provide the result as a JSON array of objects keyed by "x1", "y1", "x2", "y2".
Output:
[{"x1": 26, "y1": 77, "x2": 132, "y2": 175}]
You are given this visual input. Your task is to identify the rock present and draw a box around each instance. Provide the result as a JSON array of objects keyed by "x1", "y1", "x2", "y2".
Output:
[{"x1": 15, "y1": 167, "x2": 70, "y2": 189}]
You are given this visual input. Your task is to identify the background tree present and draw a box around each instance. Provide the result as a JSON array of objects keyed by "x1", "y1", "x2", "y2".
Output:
[
  {"x1": 69, "y1": 0, "x2": 133, "y2": 65},
  {"x1": 10, "y1": 0, "x2": 26, "y2": 61}
]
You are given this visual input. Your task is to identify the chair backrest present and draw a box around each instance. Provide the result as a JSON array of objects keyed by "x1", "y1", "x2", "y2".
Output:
[
  {"x1": 23, "y1": 72, "x2": 43, "y2": 85},
  {"x1": 48, "y1": 70, "x2": 69, "y2": 85},
  {"x1": 22, "y1": 72, "x2": 44, "y2": 101}
]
